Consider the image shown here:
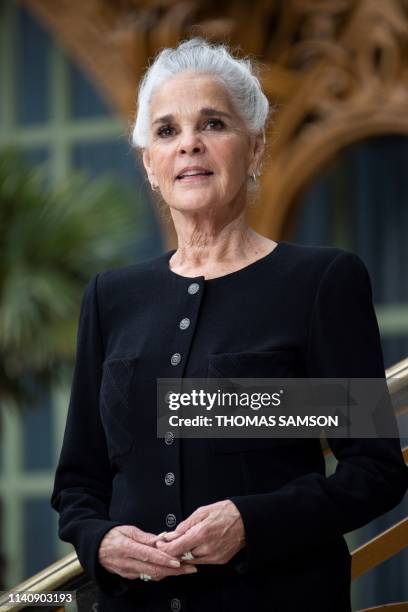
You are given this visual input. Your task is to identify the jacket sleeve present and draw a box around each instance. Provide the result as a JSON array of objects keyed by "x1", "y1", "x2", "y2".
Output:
[
  {"x1": 229, "y1": 251, "x2": 408, "y2": 572},
  {"x1": 50, "y1": 273, "x2": 131, "y2": 596}
]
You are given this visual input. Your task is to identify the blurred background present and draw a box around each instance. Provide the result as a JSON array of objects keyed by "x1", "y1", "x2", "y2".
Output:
[{"x1": 0, "y1": 0, "x2": 407, "y2": 610}]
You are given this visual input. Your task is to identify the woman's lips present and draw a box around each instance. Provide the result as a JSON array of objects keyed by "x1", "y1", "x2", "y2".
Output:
[{"x1": 177, "y1": 174, "x2": 213, "y2": 183}]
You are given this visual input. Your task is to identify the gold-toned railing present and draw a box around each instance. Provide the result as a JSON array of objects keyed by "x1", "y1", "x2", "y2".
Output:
[
  {"x1": 358, "y1": 605, "x2": 408, "y2": 612},
  {"x1": 1, "y1": 357, "x2": 407, "y2": 611}
]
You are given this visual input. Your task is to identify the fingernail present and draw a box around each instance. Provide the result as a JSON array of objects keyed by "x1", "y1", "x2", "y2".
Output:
[
  {"x1": 170, "y1": 560, "x2": 181, "y2": 567},
  {"x1": 185, "y1": 566, "x2": 197, "y2": 573}
]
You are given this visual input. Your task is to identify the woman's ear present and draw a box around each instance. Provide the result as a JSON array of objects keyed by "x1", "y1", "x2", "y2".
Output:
[
  {"x1": 249, "y1": 132, "x2": 265, "y2": 176},
  {"x1": 142, "y1": 148, "x2": 156, "y2": 185}
]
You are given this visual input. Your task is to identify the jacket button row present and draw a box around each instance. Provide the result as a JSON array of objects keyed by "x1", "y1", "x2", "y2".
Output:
[
  {"x1": 166, "y1": 513, "x2": 177, "y2": 528},
  {"x1": 165, "y1": 472, "x2": 175, "y2": 486},
  {"x1": 170, "y1": 353, "x2": 181, "y2": 366},
  {"x1": 170, "y1": 598, "x2": 181, "y2": 611},
  {"x1": 187, "y1": 282, "x2": 199, "y2": 295}
]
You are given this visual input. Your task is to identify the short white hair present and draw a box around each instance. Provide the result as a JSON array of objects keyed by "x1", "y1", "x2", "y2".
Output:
[{"x1": 131, "y1": 37, "x2": 270, "y2": 149}]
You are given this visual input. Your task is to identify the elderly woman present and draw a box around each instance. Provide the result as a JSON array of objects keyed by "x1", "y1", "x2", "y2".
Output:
[{"x1": 51, "y1": 38, "x2": 408, "y2": 612}]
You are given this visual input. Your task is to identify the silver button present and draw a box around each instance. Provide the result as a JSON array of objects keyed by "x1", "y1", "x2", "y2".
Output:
[
  {"x1": 165, "y1": 431, "x2": 175, "y2": 445},
  {"x1": 170, "y1": 353, "x2": 181, "y2": 366},
  {"x1": 166, "y1": 513, "x2": 177, "y2": 528},
  {"x1": 165, "y1": 472, "x2": 175, "y2": 486},
  {"x1": 170, "y1": 599, "x2": 181, "y2": 612},
  {"x1": 187, "y1": 282, "x2": 199, "y2": 295},
  {"x1": 179, "y1": 317, "x2": 190, "y2": 330}
]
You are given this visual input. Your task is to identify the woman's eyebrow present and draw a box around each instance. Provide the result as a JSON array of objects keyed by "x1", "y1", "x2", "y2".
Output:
[
  {"x1": 200, "y1": 107, "x2": 231, "y2": 118},
  {"x1": 152, "y1": 107, "x2": 232, "y2": 125}
]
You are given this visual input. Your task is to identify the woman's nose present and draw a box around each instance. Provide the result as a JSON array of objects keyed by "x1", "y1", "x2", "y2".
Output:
[{"x1": 178, "y1": 130, "x2": 204, "y2": 154}]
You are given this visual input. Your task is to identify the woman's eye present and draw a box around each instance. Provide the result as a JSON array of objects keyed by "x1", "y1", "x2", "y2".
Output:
[
  {"x1": 204, "y1": 119, "x2": 224, "y2": 130},
  {"x1": 157, "y1": 126, "x2": 174, "y2": 138},
  {"x1": 157, "y1": 119, "x2": 225, "y2": 138}
]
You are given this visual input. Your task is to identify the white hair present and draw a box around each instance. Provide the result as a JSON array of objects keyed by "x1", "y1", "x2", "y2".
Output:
[{"x1": 131, "y1": 37, "x2": 270, "y2": 150}]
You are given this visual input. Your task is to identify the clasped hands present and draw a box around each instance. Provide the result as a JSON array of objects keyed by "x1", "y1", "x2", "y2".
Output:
[{"x1": 98, "y1": 499, "x2": 245, "y2": 582}]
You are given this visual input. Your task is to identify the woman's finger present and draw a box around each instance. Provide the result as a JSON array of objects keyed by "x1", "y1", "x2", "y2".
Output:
[
  {"x1": 156, "y1": 522, "x2": 205, "y2": 557},
  {"x1": 119, "y1": 557, "x2": 198, "y2": 581},
  {"x1": 126, "y1": 540, "x2": 182, "y2": 569},
  {"x1": 161, "y1": 530, "x2": 180, "y2": 542}
]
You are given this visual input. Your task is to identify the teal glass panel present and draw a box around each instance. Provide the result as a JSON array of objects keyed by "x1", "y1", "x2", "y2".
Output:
[
  {"x1": 22, "y1": 394, "x2": 53, "y2": 472},
  {"x1": 68, "y1": 57, "x2": 111, "y2": 118},
  {"x1": 16, "y1": 7, "x2": 50, "y2": 125},
  {"x1": 23, "y1": 498, "x2": 55, "y2": 579}
]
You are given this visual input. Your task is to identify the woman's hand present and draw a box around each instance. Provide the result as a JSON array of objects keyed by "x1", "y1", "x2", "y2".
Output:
[
  {"x1": 155, "y1": 500, "x2": 246, "y2": 565},
  {"x1": 98, "y1": 525, "x2": 198, "y2": 581}
]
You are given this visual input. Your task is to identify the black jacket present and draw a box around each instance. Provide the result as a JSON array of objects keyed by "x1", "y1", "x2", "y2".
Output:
[{"x1": 50, "y1": 241, "x2": 408, "y2": 612}]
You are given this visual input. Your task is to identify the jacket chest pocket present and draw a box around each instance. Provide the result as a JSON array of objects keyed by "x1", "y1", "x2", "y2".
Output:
[
  {"x1": 206, "y1": 349, "x2": 300, "y2": 454},
  {"x1": 99, "y1": 356, "x2": 139, "y2": 461}
]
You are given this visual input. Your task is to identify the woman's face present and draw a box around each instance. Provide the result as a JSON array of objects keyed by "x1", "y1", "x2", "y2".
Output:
[{"x1": 142, "y1": 72, "x2": 264, "y2": 215}]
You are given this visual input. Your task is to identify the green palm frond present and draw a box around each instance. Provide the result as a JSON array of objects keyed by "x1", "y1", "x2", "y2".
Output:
[{"x1": 0, "y1": 147, "x2": 142, "y2": 404}]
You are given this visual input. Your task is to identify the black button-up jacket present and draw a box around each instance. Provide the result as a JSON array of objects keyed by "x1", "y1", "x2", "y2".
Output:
[{"x1": 50, "y1": 241, "x2": 408, "y2": 612}]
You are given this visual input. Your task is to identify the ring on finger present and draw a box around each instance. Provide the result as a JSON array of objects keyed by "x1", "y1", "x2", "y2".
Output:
[{"x1": 181, "y1": 551, "x2": 195, "y2": 561}]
